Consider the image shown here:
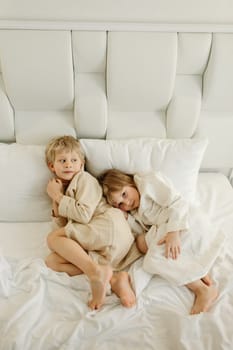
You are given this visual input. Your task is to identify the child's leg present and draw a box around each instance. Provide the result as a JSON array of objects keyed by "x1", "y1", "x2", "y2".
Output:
[
  {"x1": 185, "y1": 279, "x2": 218, "y2": 314},
  {"x1": 45, "y1": 252, "x2": 82, "y2": 276},
  {"x1": 110, "y1": 271, "x2": 136, "y2": 308},
  {"x1": 47, "y1": 227, "x2": 113, "y2": 309}
]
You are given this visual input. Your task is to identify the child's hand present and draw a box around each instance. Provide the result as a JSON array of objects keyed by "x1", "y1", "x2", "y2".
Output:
[
  {"x1": 47, "y1": 178, "x2": 63, "y2": 203},
  {"x1": 157, "y1": 231, "x2": 181, "y2": 259}
]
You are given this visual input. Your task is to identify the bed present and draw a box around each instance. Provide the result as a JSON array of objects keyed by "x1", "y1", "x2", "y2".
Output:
[{"x1": 1, "y1": 2, "x2": 233, "y2": 349}]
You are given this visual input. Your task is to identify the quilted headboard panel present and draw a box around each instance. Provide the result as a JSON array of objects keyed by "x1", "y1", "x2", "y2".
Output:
[{"x1": 0, "y1": 28, "x2": 233, "y2": 173}]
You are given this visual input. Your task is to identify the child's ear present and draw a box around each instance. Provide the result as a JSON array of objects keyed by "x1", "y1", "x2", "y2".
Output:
[{"x1": 48, "y1": 162, "x2": 55, "y2": 172}]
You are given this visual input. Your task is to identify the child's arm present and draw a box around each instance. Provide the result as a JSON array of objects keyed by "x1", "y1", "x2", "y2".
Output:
[
  {"x1": 47, "y1": 177, "x2": 64, "y2": 211},
  {"x1": 51, "y1": 200, "x2": 68, "y2": 227},
  {"x1": 136, "y1": 172, "x2": 190, "y2": 234},
  {"x1": 52, "y1": 200, "x2": 59, "y2": 217},
  {"x1": 47, "y1": 178, "x2": 68, "y2": 226},
  {"x1": 47, "y1": 178, "x2": 64, "y2": 205},
  {"x1": 57, "y1": 172, "x2": 103, "y2": 224},
  {"x1": 157, "y1": 230, "x2": 181, "y2": 259}
]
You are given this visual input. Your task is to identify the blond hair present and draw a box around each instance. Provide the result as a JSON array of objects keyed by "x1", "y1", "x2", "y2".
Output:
[
  {"x1": 99, "y1": 168, "x2": 135, "y2": 205},
  {"x1": 45, "y1": 135, "x2": 85, "y2": 166}
]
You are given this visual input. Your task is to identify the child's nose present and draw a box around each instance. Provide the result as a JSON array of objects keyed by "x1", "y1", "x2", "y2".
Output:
[
  {"x1": 65, "y1": 160, "x2": 72, "y2": 167},
  {"x1": 125, "y1": 199, "x2": 130, "y2": 207}
]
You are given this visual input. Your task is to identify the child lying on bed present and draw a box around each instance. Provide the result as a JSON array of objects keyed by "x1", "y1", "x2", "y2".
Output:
[
  {"x1": 99, "y1": 168, "x2": 226, "y2": 314},
  {"x1": 44, "y1": 136, "x2": 141, "y2": 310}
]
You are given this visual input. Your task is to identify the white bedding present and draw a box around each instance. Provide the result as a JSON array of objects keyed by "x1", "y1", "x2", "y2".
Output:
[{"x1": 0, "y1": 173, "x2": 233, "y2": 350}]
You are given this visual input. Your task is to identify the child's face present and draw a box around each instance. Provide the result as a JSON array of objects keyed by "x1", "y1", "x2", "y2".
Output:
[
  {"x1": 49, "y1": 150, "x2": 83, "y2": 181},
  {"x1": 110, "y1": 186, "x2": 140, "y2": 212}
]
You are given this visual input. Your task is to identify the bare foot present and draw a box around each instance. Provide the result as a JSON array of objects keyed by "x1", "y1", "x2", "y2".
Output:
[
  {"x1": 190, "y1": 285, "x2": 218, "y2": 315},
  {"x1": 88, "y1": 265, "x2": 113, "y2": 310},
  {"x1": 201, "y1": 274, "x2": 213, "y2": 286},
  {"x1": 110, "y1": 271, "x2": 136, "y2": 307}
]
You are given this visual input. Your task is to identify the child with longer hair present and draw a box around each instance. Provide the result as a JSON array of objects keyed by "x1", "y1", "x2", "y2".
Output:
[{"x1": 99, "y1": 168, "x2": 226, "y2": 314}]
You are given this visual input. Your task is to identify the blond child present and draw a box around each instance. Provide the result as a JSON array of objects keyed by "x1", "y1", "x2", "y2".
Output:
[
  {"x1": 45, "y1": 136, "x2": 141, "y2": 310},
  {"x1": 99, "y1": 168, "x2": 226, "y2": 315}
]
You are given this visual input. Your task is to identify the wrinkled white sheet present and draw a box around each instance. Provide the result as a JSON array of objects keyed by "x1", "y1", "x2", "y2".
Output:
[
  {"x1": 143, "y1": 205, "x2": 226, "y2": 285},
  {"x1": 0, "y1": 173, "x2": 233, "y2": 350}
]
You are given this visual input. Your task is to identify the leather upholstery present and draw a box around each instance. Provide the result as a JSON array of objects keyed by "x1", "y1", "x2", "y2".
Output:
[{"x1": 0, "y1": 29, "x2": 232, "y2": 170}]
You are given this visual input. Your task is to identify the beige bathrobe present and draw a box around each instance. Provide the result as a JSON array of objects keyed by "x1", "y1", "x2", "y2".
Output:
[
  {"x1": 129, "y1": 171, "x2": 226, "y2": 285},
  {"x1": 56, "y1": 170, "x2": 141, "y2": 271}
]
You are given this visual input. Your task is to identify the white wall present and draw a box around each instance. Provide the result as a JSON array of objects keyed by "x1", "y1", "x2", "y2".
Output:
[{"x1": 0, "y1": 0, "x2": 233, "y2": 25}]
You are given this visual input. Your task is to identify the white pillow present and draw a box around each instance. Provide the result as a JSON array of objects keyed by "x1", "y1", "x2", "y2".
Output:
[
  {"x1": 0, "y1": 138, "x2": 207, "y2": 222},
  {"x1": 0, "y1": 143, "x2": 51, "y2": 222},
  {"x1": 80, "y1": 138, "x2": 208, "y2": 203}
]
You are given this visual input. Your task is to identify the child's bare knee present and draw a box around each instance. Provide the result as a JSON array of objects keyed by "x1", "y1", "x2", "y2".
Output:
[
  {"x1": 45, "y1": 253, "x2": 58, "y2": 271},
  {"x1": 45, "y1": 254, "x2": 52, "y2": 268},
  {"x1": 47, "y1": 228, "x2": 65, "y2": 249},
  {"x1": 47, "y1": 232, "x2": 55, "y2": 250}
]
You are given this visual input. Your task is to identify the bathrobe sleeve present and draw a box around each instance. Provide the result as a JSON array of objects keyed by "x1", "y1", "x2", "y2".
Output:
[
  {"x1": 58, "y1": 171, "x2": 102, "y2": 224},
  {"x1": 134, "y1": 172, "x2": 189, "y2": 233}
]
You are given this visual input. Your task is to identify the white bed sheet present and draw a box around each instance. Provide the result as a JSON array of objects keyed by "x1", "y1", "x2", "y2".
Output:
[{"x1": 0, "y1": 173, "x2": 233, "y2": 350}]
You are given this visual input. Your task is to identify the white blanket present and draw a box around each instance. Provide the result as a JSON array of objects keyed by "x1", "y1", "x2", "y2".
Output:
[
  {"x1": 0, "y1": 173, "x2": 233, "y2": 350},
  {"x1": 0, "y1": 241, "x2": 232, "y2": 350},
  {"x1": 0, "y1": 255, "x2": 151, "y2": 350},
  {"x1": 143, "y1": 205, "x2": 226, "y2": 285}
]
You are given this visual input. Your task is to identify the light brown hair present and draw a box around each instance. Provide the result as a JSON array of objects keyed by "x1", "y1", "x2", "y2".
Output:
[
  {"x1": 45, "y1": 135, "x2": 85, "y2": 166},
  {"x1": 99, "y1": 168, "x2": 136, "y2": 205}
]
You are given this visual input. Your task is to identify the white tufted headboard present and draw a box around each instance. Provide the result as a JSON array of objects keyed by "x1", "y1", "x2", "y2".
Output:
[{"x1": 0, "y1": 3, "x2": 233, "y2": 178}]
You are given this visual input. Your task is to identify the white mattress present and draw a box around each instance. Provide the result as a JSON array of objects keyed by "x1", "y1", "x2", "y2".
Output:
[{"x1": 0, "y1": 173, "x2": 233, "y2": 350}]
